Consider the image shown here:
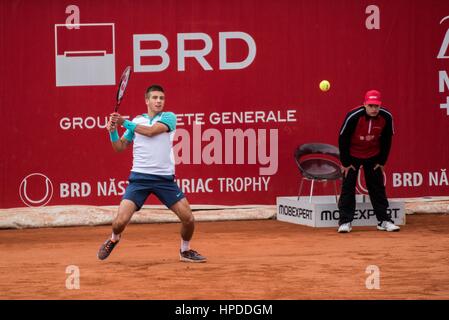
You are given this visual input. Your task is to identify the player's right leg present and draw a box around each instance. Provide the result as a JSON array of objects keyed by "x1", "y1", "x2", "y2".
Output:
[
  {"x1": 337, "y1": 163, "x2": 359, "y2": 233},
  {"x1": 97, "y1": 200, "x2": 137, "y2": 260}
]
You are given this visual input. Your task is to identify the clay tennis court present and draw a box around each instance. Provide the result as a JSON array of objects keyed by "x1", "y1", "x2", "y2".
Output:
[{"x1": 1, "y1": 212, "x2": 449, "y2": 300}]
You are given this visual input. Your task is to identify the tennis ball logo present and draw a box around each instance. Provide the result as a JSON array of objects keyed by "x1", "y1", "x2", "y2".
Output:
[
  {"x1": 19, "y1": 173, "x2": 54, "y2": 207},
  {"x1": 319, "y1": 80, "x2": 330, "y2": 92}
]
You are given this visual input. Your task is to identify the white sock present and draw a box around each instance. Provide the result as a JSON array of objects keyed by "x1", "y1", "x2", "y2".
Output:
[
  {"x1": 181, "y1": 239, "x2": 190, "y2": 252},
  {"x1": 111, "y1": 232, "x2": 121, "y2": 242}
]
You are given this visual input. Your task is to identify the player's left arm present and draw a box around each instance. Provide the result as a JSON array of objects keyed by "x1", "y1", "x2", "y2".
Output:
[
  {"x1": 134, "y1": 122, "x2": 169, "y2": 137},
  {"x1": 135, "y1": 112, "x2": 176, "y2": 137},
  {"x1": 115, "y1": 112, "x2": 176, "y2": 137}
]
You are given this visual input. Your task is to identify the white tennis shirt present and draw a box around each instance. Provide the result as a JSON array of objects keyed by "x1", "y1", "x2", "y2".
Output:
[{"x1": 123, "y1": 112, "x2": 177, "y2": 176}]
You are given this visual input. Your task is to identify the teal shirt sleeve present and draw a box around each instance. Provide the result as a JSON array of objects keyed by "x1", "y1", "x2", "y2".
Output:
[
  {"x1": 158, "y1": 112, "x2": 177, "y2": 132},
  {"x1": 123, "y1": 117, "x2": 137, "y2": 141},
  {"x1": 123, "y1": 129, "x2": 135, "y2": 141}
]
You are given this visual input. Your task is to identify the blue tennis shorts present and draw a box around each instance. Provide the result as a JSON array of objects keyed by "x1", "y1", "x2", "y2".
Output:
[{"x1": 122, "y1": 171, "x2": 185, "y2": 211}]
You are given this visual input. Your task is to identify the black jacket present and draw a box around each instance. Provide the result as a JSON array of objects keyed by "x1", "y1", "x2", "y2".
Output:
[{"x1": 338, "y1": 106, "x2": 394, "y2": 167}]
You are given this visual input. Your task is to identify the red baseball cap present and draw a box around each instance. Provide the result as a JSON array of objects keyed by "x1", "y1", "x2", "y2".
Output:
[{"x1": 364, "y1": 90, "x2": 382, "y2": 106}]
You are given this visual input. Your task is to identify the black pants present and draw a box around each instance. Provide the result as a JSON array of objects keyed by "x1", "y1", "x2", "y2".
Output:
[{"x1": 338, "y1": 157, "x2": 392, "y2": 225}]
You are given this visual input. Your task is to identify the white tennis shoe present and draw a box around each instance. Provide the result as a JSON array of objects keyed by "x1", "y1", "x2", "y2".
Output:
[
  {"x1": 377, "y1": 221, "x2": 400, "y2": 232},
  {"x1": 338, "y1": 222, "x2": 352, "y2": 233}
]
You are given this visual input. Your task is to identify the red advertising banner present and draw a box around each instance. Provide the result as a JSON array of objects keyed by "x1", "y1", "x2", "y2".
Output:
[{"x1": 1, "y1": 0, "x2": 449, "y2": 208}]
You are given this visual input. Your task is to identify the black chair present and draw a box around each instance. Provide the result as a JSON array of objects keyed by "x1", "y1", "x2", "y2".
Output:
[{"x1": 294, "y1": 143, "x2": 343, "y2": 202}]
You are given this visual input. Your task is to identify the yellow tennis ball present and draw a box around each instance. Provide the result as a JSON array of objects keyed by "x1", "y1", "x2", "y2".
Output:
[{"x1": 319, "y1": 80, "x2": 330, "y2": 92}]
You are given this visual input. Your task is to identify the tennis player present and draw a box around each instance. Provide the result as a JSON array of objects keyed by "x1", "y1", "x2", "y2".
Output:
[{"x1": 97, "y1": 85, "x2": 206, "y2": 263}]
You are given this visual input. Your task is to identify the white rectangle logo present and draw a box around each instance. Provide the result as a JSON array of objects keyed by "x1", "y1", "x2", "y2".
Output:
[{"x1": 55, "y1": 23, "x2": 115, "y2": 87}]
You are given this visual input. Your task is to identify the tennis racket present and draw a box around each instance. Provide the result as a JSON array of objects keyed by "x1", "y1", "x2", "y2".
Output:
[{"x1": 114, "y1": 66, "x2": 132, "y2": 112}]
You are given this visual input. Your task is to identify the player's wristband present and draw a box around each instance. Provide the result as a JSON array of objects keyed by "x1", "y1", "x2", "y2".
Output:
[
  {"x1": 109, "y1": 130, "x2": 120, "y2": 142},
  {"x1": 123, "y1": 120, "x2": 137, "y2": 132}
]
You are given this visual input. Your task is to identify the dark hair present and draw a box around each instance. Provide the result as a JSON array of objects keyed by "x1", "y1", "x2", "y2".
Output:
[{"x1": 145, "y1": 85, "x2": 164, "y2": 98}]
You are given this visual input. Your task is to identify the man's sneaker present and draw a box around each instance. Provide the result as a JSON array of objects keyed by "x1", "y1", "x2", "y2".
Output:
[
  {"x1": 338, "y1": 222, "x2": 352, "y2": 233},
  {"x1": 377, "y1": 221, "x2": 400, "y2": 232},
  {"x1": 97, "y1": 239, "x2": 119, "y2": 260},
  {"x1": 179, "y1": 249, "x2": 207, "y2": 263}
]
